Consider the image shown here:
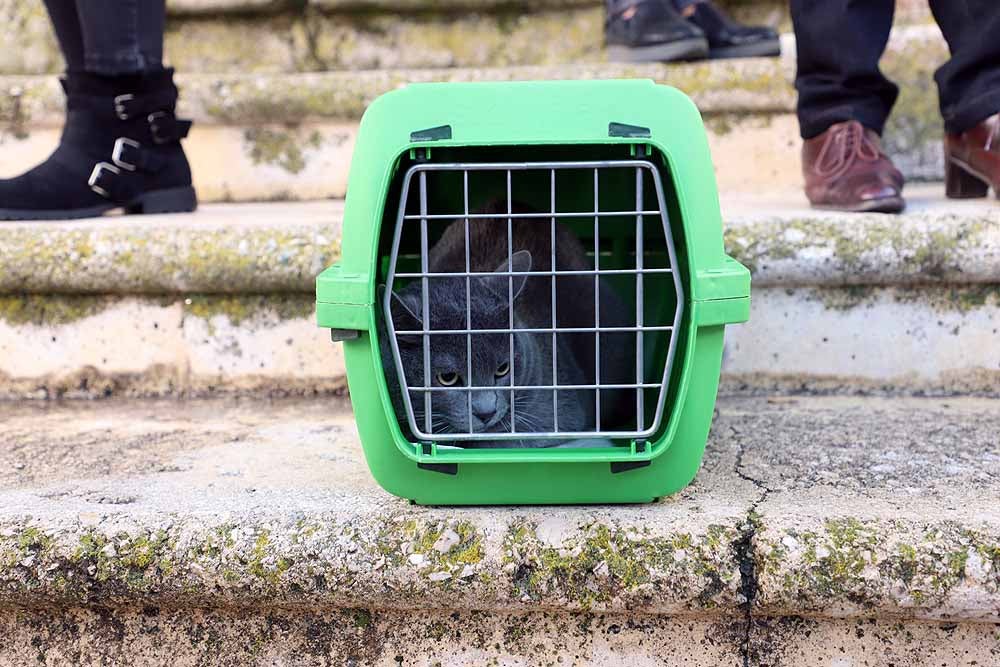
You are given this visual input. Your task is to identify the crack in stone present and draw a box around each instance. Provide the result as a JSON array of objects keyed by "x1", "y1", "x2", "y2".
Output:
[{"x1": 732, "y1": 430, "x2": 771, "y2": 667}]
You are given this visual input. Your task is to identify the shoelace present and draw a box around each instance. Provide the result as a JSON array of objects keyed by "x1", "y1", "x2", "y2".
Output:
[{"x1": 814, "y1": 121, "x2": 881, "y2": 182}]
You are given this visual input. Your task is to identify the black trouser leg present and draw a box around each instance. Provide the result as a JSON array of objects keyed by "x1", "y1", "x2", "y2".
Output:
[
  {"x1": 791, "y1": 0, "x2": 898, "y2": 139},
  {"x1": 75, "y1": 0, "x2": 166, "y2": 75},
  {"x1": 42, "y1": 0, "x2": 86, "y2": 73},
  {"x1": 929, "y1": 0, "x2": 1000, "y2": 134}
]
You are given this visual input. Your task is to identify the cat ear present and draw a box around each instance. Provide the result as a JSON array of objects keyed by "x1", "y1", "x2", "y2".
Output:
[
  {"x1": 386, "y1": 287, "x2": 423, "y2": 331},
  {"x1": 493, "y1": 250, "x2": 532, "y2": 300}
]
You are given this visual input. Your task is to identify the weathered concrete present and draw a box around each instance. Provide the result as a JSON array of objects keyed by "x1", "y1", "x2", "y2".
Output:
[
  {"x1": 0, "y1": 608, "x2": 749, "y2": 666},
  {"x1": 0, "y1": 0, "x2": 789, "y2": 77},
  {"x1": 0, "y1": 398, "x2": 757, "y2": 613},
  {"x1": 0, "y1": 25, "x2": 951, "y2": 201},
  {"x1": 0, "y1": 396, "x2": 998, "y2": 664},
  {"x1": 2, "y1": 190, "x2": 1000, "y2": 398},
  {"x1": 730, "y1": 396, "x2": 1000, "y2": 622},
  {"x1": 0, "y1": 60, "x2": 794, "y2": 127},
  {"x1": 0, "y1": 124, "x2": 357, "y2": 203},
  {"x1": 4, "y1": 186, "x2": 999, "y2": 295},
  {"x1": 0, "y1": 202, "x2": 342, "y2": 294},
  {"x1": 0, "y1": 294, "x2": 345, "y2": 400},
  {"x1": 1, "y1": 117, "x2": 799, "y2": 203},
  {"x1": 722, "y1": 187, "x2": 1000, "y2": 288}
]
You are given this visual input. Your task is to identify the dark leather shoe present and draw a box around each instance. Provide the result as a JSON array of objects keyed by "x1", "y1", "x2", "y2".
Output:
[
  {"x1": 685, "y1": 1, "x2": 780, "y2": 59},
  {"x1": 802, "y1": 121, "x2": 905, "y2": 213},
  {"x1": 606, "y1": 0, "x2": 709, "y2": 63},
  {"x1": 944, "y1": 114, "x2": 1000, "y2": 199}
]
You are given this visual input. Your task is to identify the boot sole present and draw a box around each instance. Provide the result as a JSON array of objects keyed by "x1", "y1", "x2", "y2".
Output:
[
  {"x1": 708, "y1": 39, "x2": 781, "y2": 59},
  {"x1": 812, "y1": 196, "x2": 906, "y2": 214},
  {"x1": 0, "y1": 186, "x2": 198, "y2": 221},
  {"x1": 607, "y1": 37, "x2": 710, "y2": 63}
]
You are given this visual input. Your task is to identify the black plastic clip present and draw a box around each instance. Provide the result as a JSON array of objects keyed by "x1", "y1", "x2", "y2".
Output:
[
  {"x1": 410, "y1": 125, "x2": 452, "y2": 142},
  {"x1": 418, "y1": 462, "x2": 459, "y2": 475},
  {"x1": 610, "y1": 441, "x2": 651, "y2": 474},
  {"x1": 609, "y1": 122, "x2": 651, "y2": 139},
  {"x1": 418, "y1": 442, "x2": 457, "y2": 474},
  {"x1": 330, "y1": 329, "x2": 360, "y2": 342}
]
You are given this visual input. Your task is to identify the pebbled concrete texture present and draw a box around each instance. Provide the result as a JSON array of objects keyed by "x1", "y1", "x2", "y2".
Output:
[
  {"x1": 0, "y1": 202, "x2": 342, "y2": 295},
  {"x1": 3, "y1": 187, "x2": 998, "y2": 295},
  {"x1": 722, "y1": 186, "x2": 1000, "y2": 288},
  {"x1": 0, "y1": 0, "x2": 783, "y2": 76},
  {"x1": 0, "y1": 395, "x2": 998, "y2": 664},
  {"x1": 2, "y1": 191, "x2": 1000, "y2": 398},
  {"x1": 0, "y1": 608, "x2": 750, "y2": 666},
  {"x1": 0, "y1": 294, "x2": 346, "y2": 400}
]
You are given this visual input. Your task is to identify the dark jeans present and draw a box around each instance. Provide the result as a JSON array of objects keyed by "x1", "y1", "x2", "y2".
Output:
[
  {"x1": 793, "y1": 0, "x2": 1000, "y2": 138},
  {"x1": 44, "y1": 0, "x2": 165, "y2": 75}
]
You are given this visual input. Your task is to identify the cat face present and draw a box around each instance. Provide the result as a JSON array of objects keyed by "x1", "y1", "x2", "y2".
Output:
[{"x1": 386, "y1": 251, "x2": 544, "y2": 436}]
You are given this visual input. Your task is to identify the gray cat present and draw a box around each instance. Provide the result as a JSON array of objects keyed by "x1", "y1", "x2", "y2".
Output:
[{"x1": 381, "y1": 200, "x2": 635, "y2": 448}]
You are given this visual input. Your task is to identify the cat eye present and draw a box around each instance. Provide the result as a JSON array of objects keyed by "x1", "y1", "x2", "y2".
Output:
[
  {"x1": 436, "y1": 371, "x2": 460, "y2": 386},
  {"x1": 495, "y1": 361, "x2": 510, "y2": 378}
]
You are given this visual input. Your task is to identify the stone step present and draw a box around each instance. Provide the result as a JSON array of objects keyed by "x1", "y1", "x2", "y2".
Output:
[
  {"x1": 2, "y1": 25, "x2": 949, "y2": 202},
  {"x1": 1, "y1": 186, "x2": 998, "y2": 400},
  {"x1": 1, "y1": 394, "x2": 998, "y2": 664},
  {"x1": 1, "y1": 0, "x2": 934, "y2": 76}
]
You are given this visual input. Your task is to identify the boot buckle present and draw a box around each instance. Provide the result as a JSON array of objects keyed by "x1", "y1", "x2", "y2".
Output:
[
  {"x1": 112, "y1": 138, "x2": 141, "y2": 172},
  {"x1": 114, "y1": 94, "x2": 135, "y2": 120},
  {"x1": 88, "y1": 162, "x2": 121, "y2": 199}
]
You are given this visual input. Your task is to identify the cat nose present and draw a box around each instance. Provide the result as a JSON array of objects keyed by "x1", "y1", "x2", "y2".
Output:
[
  {"x1": 472, "y1": 405, "x2": 495, "y2": 420},
  {"x1": 472, "y1": 393, "x2": 497, "y2": 420}
]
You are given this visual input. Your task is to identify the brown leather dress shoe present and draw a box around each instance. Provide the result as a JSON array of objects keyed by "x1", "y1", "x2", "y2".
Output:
[
  {"x1": 945, "y1": 114, "x2": 1000, "y2": 199},
  {"x1": 802, "y1": 120, "x2": 905, "y2": 213}
]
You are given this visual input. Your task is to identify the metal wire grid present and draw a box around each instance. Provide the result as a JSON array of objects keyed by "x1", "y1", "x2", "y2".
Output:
[{"x1": 384, "y1": 160, "x2": 685, "y2": 442}]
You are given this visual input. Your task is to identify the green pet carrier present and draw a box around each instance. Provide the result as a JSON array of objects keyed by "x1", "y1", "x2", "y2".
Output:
[{"x1": 316, "y1": 79, "x2": 749, "y2": 505}]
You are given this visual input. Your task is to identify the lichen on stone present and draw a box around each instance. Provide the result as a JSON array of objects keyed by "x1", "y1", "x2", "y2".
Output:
[{"x1": 244, "y1": 127, "x2": 325, "y2": 174}]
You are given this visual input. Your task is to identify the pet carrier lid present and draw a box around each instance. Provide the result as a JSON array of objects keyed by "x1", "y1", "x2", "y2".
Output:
[{"x1": 316, "y1": 79, "x2": 749, "y2": 333}]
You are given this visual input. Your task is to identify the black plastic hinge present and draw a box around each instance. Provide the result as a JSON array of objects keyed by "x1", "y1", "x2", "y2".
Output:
[
  {"x1": 418, "y1": 462, "x2": 459, "y2": 475},
  {"x1": 610, "y1": 440, "x2": 650, "y2": 474},
  {"x1": 330, "y1": 329, "x2": 359, "y2": 342},
  {"x1": 609, "y1": 122, "x2": 651, "y2": 139},
  {"x1": 410, "y1": 125, "x2": 452, "y2": 142},
  {"x1": 610, "y1": 460, "x2": 651, "y2": 474}
]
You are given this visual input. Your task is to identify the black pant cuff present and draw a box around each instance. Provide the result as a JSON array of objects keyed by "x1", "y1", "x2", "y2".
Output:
[
  {"x1": 943, "y1": 91, "x2": 1000, "y2": 134},
  {"x1": 798, "y1": 106, "x2": 889, "y2": 140}
]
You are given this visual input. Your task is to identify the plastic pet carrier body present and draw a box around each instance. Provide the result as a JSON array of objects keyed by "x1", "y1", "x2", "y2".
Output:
[{"x1": 316, "y1": 80, "x2": 749, "y2": 505}]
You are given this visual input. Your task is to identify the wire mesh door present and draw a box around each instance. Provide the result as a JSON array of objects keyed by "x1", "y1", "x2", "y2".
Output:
[{"x1": 383, "y1": 159, "x2": 684, "y2": 443}]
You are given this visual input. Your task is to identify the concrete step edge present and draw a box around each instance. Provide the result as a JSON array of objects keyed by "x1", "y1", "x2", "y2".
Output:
[
  {"x1": 0, "y1": 60, "x2": 796, "y2": 130},
  {"x1": 2, "y1": 187, "x2": 999, "y2": 296},
  {"x1": 1, "y1": 394, "x2": 998, "y2": 624},
  {"x1": 0, "y1": 26, "x2": 940, "y2": 128}
]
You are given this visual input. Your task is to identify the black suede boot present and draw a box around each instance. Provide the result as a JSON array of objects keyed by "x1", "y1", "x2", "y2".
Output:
[{"x1": 0, "y1": 68, "x2": 196, "y2": 220}]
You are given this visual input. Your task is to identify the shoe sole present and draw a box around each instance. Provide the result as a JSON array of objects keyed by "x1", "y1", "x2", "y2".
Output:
[
  {"x1": 0, "y1": 186, "x2": 198, "y2": 221},
  {"x1": 709, "y1": 39, "x2": 781, "y2": 59},
  {"x1": 607, "y1": 37, "x2": 710, "y2": 63},
  {"x1": 812, "y1": 196, "x2": 906, "y2": 214}
]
